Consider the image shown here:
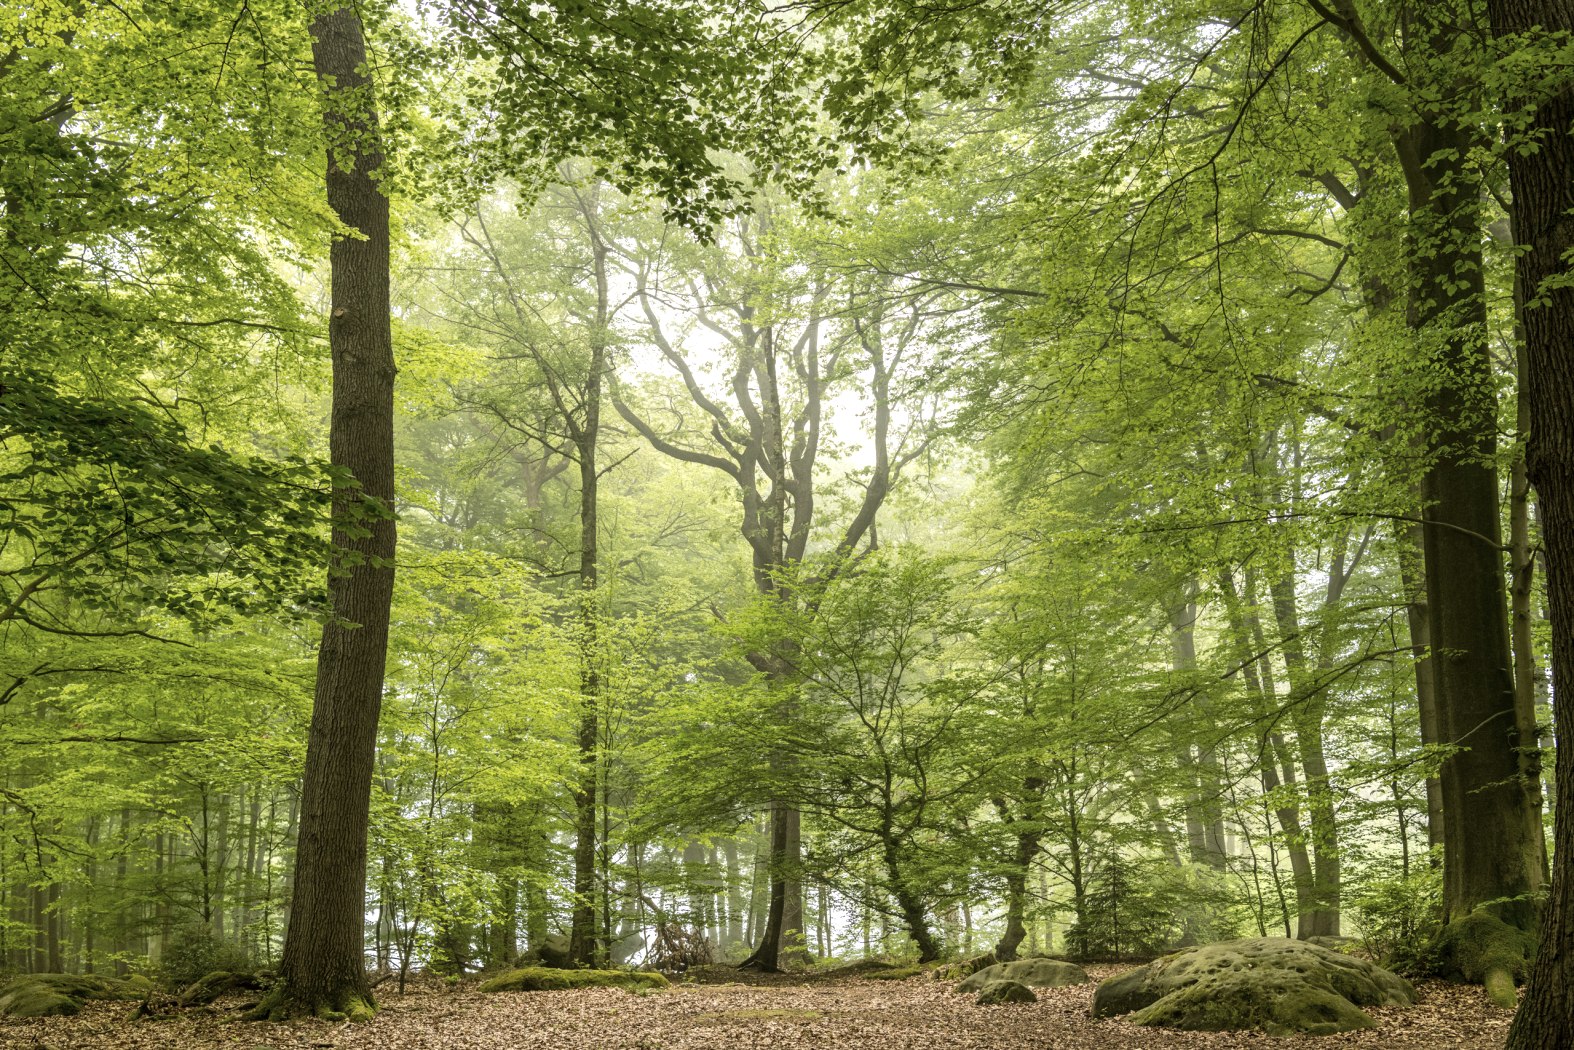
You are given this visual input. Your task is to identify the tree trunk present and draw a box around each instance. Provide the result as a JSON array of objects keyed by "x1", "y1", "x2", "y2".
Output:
[
  {"x1": 1493, "y1": 0, "x2": 1574, "y2": 1041},
  {"x1": 249, "y1": 3, "x2": 393, "y2": 1022},
  {"x1": 1393, "y1": 56, "x2": 1544, "y2": 945}
]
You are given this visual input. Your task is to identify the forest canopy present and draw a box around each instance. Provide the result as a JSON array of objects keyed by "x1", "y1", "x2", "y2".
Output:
[{"x1": 1, "y1": 0, "x2": 1571, "y2": 1046}]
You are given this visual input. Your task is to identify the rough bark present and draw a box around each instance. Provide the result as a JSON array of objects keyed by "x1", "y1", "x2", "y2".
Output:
[
  {"x1": 1493, "y1": 0, "x2": 1574, "y2": 1042},
  {"x1": 248, "y1": 3, "x2": 393, "y2": 1022},
  {"x1": 1393, "y1": 60, "x2": 1544, "y2": 940}
]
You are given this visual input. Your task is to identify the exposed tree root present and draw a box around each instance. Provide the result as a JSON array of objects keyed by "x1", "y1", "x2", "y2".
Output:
[
  {"x1": 1434, "y1": 909, "x2": 1536, "y2": 1009},
  {"x1": 242, "y1": 982, "x2": 376, "y2": 1023}
]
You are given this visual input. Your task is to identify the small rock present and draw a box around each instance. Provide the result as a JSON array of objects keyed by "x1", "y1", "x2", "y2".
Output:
[{"x1": 975, "y1": 980, "x2": 1036, "y2": 1005}]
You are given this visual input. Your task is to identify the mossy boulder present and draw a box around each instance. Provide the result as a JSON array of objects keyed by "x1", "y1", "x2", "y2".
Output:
[
  {"x1": 933, "y1": 953, "x2": 998, "y2": 981},
  {"x1": 478, "y1": 966, "x2": 669, "y2": 994},
  {"x1": 0, "y1": 973, "x2": 148, "y2": 1018},
  {"x1": 975, "y1": 979, "x2": 1037, "y2": 1005},
  {"x1": 1091, "y1": 937, "x2": 1414, "y2": 1035},
  {"x1": 1433, "y1": 910, "x2": 1535, "y2": 1008},
  {"x1": 959, "y1": 958, "x2": 1089, "y2": 993}
]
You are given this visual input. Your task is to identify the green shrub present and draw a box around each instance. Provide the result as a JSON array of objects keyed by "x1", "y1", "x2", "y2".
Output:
[
  {"x1": 1352, "y1": 863, "x2": 1443, "y2": 975},
  {"x1": 160, "y1": 924, "x2": 257, "y2": 988}
]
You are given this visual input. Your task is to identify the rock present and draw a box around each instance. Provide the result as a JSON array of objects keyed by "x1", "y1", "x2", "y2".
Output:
[
  {"x1": 933, "y1": 953, "x2": 998, "y2": 981},
  {"x1": 958, "y1": 958, "x2": 1090, "y2": 993},
  {"x1": 478, "y1": 966, "x2": 669, "y2": 994},
  {"x1": 0, "y1": 973, "x2": 147, "y2": 1018},
  {"x1": 1091, "y1": 937, "x2": 1415, "y2": 1035},
  {"x1": 975, "y1": 979, "x2": 1037, "y2": 1005}
]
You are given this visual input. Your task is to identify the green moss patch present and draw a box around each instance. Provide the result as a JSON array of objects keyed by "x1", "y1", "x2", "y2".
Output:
[
  {"x1": 0, "y1": 973, "x2": 148, "y2": 1018},
  {"x1": 1091, "y1": 937, "x2": 1414, "y2": 1035},
  {"x1": 975, "y1": 980, "x2": 1036, "y2": 1005},
  {"x1": 1434, "y1": 910, "x2": 1536, "y2": 1008},
  {"x1": 863, "y1": 965, "x2": 923, "y2": 981},
  {"x1": 478, "y1": 967, "x2": 669, "y2": 994}
]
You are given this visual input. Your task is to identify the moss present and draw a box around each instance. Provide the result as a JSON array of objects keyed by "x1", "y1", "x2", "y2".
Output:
[
  {"x1": 933, "y1": 953, "x2": 999, "y2": 981},
  {"x1": 864, "y1": 965, "x2": 923, "y2": 981},
  {"x1": 1129, "y1": 970, "x2": 1375, "y2": 1036},
  {"x1": 0, "y1": 984, "x2": 81, "y2": 1018},
  {"x1": 975, "y1": 980, "x2": 1036, "y2": 1005},
  {"x1": 1092, "y1": 937, "x2": 1414, "y2": 1035},
  {"x1": 240, "y1": 982, "x2": 377, "y2": 1022},
  {"x1": 959, "y1": 958, "x2": 1089, "y2": 993},
  {"x1": 478, "y1": 966, "x2": 669, "y2": 994},
  {"x1": 0, "y1": 973, "x2": 148, "y2": 1018},
  {"x1": 1434, "y1": 910, "x2": 1535, "y2": 1008}
]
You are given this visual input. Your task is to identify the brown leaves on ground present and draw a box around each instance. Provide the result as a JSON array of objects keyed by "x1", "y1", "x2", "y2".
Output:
[{"x1": 0, "y1": 965, "x2": 1512, "y2": 1050}]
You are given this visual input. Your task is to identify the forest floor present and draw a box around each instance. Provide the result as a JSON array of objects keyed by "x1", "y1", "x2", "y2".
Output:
[{"x1": 0, "y1": 964, "x2": 1514, "y2": 1050}]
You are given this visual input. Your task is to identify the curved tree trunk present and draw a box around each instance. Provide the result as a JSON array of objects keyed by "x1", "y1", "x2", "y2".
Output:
[{"x1": 250, "y1": 2, "x2": 394, "y2": 1022}]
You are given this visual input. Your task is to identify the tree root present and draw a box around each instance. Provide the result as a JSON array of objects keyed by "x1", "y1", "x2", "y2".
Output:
[
  {"x1": 1433, "y1": 909, "x2": 1535, "y2": 1008},
  {"x1": 241, "y1": 983, "x2": 375, "y2": 1023}
]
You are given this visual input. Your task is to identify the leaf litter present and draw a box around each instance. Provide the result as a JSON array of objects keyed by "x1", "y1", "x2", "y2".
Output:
[{"x1": 0, "y1": 966, "x2": 1512, "y2": 1050}]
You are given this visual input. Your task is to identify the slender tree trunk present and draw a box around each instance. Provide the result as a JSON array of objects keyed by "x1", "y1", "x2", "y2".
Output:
[
  {"x1": 1396, "y1": 521, "x2": 1446, "y2": 855},
  {"x1": 250, "y1": 4, "x2": 394, "y2": 1021},
  {"x1": 1493, "y1": 0, "x2": 1574, "y2": 1041}
]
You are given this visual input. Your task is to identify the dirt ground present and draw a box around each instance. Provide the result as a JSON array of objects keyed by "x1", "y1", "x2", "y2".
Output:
[{"x1": 0, "y1": 965, "x2": 1514, "y2": 1050}]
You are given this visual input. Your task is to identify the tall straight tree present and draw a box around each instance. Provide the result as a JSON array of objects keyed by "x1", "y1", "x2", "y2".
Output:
[
  {"x1": 1492, "y1": 0, "x2": 1574, "y2": 1043},
  {"x1": 249, "y1": 2, "x2": 395, "y2": 1021}
]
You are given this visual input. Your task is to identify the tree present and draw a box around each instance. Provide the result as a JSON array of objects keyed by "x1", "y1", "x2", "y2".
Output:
[
  {"x1": 611, "y1": 196, "x2": 941, "y2": 968},
  {"x1": 1492, "y1": 0, "x2": 1574, "y2": 1042},
  {"x1": 247, "y1": 1, "x2": 397, "y2": 1022}
]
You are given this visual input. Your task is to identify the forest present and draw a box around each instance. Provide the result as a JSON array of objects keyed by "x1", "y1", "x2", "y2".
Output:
[{"x1": 1, "y1": 0, "x2": 1571, "y2": 1047}]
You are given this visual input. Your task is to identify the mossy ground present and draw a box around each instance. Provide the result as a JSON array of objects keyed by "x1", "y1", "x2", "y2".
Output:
[
  {"x1": 477, "y1": 966, "x2": 669, "y2": 994},
  {"x1": 241, "y1": 982, "x2": 376, "y2": 1022},
  {"x1": 0, "y1": 973, "x2": 149, "y2": 1018}
]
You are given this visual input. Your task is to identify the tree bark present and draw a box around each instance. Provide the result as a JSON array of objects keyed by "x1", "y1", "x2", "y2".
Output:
[
  {"x1": 250, "y1": 3, "x2": 394, "y2": 1021},
  {"x1": 1393, "y1": 66, "x2": 1544, "y2": 938},
  {"x1": 1492, "y1": 0, "x2": 1574, "y2": 1042},
  {"x1": 568, "y1": 246, "x2": 608, "y2": 966}
]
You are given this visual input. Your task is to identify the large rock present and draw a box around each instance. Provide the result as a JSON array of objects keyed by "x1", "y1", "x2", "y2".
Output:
[
  {"x1": 975, "y1": 979, "x2": 1037, "y2": 1005},
  {"x1": 1091, "y1": 937, "x2": 1414, "y2": 1036},
  {"x1": 959, "y1": 957, "x2": 1089, "y2": 993}
]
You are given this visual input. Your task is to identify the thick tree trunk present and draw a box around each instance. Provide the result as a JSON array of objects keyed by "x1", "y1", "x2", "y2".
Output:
[
  {"x1": 1493, "y1": 0, "x2": 1574, "y2": 1042},
  {"x1": 1395, "y1": 103, "x2": 1544, "y2": 940},
  {"x1": 249, "y1": 3, "x2": 393, "y2": 1022}
]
